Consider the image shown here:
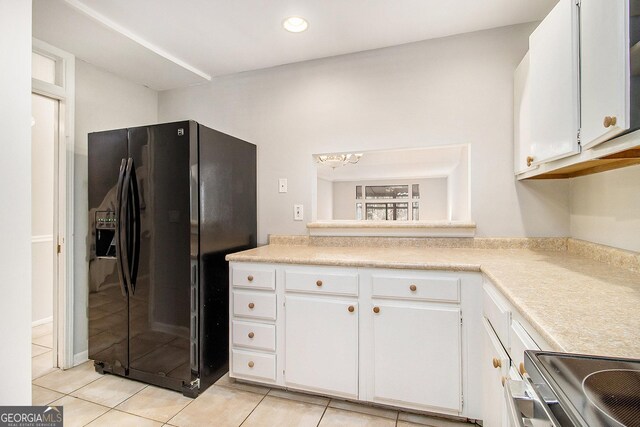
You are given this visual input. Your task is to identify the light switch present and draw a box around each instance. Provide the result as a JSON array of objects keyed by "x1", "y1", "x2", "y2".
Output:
[
  {"x1": 279, "y1": 178, "x2": 288, "y2": 193},
  {"x1": 294, "y1": 204, "x2": 303, "y2": 221}
]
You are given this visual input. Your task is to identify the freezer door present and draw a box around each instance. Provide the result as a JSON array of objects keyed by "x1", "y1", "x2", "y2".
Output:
[
  {"x1": 127, "y1": 122, "x2": 193, "y2": 387},
  {"x1": 87, "y1": 129, "x2": 129, "y2": 374}
]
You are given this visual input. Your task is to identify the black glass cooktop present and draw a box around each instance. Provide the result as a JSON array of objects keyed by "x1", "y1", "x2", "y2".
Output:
[{"x1": 528, "y1": 352, "x2": 640, "y2": 427}]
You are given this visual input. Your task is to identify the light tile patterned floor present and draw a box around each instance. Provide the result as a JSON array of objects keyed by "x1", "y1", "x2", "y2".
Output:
[{"x1": 32, "y1": 324, "x2": 475, "y2": 426}]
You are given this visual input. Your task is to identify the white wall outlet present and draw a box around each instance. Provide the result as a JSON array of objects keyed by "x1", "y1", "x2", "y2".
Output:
[
  {"x1": 294, "y1": 204, "x2": 303, "y2": 221},
  {"x1": 278, "y1": 178, "x2": 288, "y2": 193}
]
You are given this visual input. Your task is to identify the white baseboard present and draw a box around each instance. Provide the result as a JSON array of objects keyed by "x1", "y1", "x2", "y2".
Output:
[
  {"x1": 32, "y1": 316, "x2": 53, "y2": 327},
  {"x1": 73, "y1": 350, "x2": 88, "y2": 366}
]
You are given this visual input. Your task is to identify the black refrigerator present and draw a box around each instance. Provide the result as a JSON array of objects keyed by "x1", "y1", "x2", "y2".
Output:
[{"x1": 87, "y1": 120, "x2": 256, "y2": 397}]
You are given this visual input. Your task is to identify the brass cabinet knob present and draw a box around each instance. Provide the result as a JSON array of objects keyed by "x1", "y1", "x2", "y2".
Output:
[
  {"x1": 248, "y1": 302, "x2": 255, "y2": 309},
  {"x1": 316, "y1": 280, "x2": 323, "y2": 287},
  {"x1": 492, "y1": 358, "x2": 502, "y2": 369},
  {"x1": 348, "y1": 305, "x2": 355, "y2": 313},
  {"x1": 247, "y1": 275, "x2": 254, "y2": 282},
  {"x1": 248, "y1": 332, "x2": 255, "y2": 339},
  {"x1": 519, "y1": 362, "x2": 526, "y2": 376},
  {"x1": 409, "y1": 284, "x2": 417, "y2": 292},
  {"x1": 603, "y1": 115, "x2": 617, "y2": 128},
  {"x1": 526, "y1": 156, "x2": 535, "y2": 167},
  {"x1": 248, "y1": 361, "x2": 254, "y2": 368},
  {"x1": 373, "y1": 306, "x2": 380, "y2": 314},
  {"x1": 501, "y1": 376, "x2": 507, "y2": 387}
]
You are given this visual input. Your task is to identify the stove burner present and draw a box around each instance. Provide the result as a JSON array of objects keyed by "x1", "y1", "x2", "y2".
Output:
[{"x1": 582, "y1": 369, "x2": 640, "y2": 427}]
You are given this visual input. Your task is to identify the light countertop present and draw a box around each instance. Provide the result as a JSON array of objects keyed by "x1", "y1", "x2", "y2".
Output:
[{"x1": 227, "y1": 244, "x2": 640, "y2": 359}]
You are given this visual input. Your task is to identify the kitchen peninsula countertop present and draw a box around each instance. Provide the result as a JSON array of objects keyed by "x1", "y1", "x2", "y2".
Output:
[{"x1": 227, "y1": 244, "x2": 640, "y2": 359}]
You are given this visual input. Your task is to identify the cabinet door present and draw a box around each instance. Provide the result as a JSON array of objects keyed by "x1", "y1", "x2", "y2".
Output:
[
  {"x1": 482, "y1": 318, "x2": 510, "y2": 427},
  {"x1": 284, "y1": 295, "x2": 358, "y2": 398},
  {"x1": 371, "y1": 303, "x2": 462, "y2": 412},
  {"x1": 529, "y1": 0, "x2": 580, "y2": 164},
  {"x1": 580, "y1": 0, "x2": 630, "y2": 149},
  {"x1": 514, "y1": 52, "x2": 535, "y2": 174}
]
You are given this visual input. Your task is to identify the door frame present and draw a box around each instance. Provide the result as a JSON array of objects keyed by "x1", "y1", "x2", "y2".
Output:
[{"x1": 32, "y1": 38, "x2": 75, "y2": 369}]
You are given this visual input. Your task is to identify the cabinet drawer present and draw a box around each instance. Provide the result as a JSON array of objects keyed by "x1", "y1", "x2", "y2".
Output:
[
  {"x1": 510, "y1": 320, "x2": 540, "y2": 377},
  {"x1": 232, "y1": 265, "x2": 275, "y2": 290},
  {"x1": 285, "y1": 269, "x2": 358, "y2": 296},
  {"x1": 483, "y1": 284, "x2": 511, "y2": 349},
  {"x1": 231, "y1": 349, "x2": 276, "y2": 381},
  {"x1": 233, "y1": 291, "x2": 276, "y2": 320},
  {"x1": 372, "y1": 274, "x2": 460, "y2": 302},
  {"x1": 232, "y1": 320, "x2": 276, "y2": 352}
]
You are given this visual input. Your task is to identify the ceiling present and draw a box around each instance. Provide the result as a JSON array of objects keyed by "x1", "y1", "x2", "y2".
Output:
[
  {"x1": 316, "y1": 146, "x2": 467, "y2": 182},
  {"x1": 33, "y1": 0, "x2": 557, "y2": 91}
]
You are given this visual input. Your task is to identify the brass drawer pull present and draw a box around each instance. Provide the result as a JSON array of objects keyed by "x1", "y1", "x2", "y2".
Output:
[
  {"x1": 248, "y1": 303, "x2": 255, "y2": 309},
  {"x1": 519, "y1": 362, "x2": 526, "y2": 376},
  {"x1": 248, "y1": 361, "x2": 254, "y2": 368},
  {"x1": 316, "y1": 280, "x2": 323, "y2": 287},
  {"x1": 492, "y1": 358, "x2": 502, "y2": 369},
  {"x1": 409, "y1": 284, "x2": 417, "y2": 292},
  {"x1": 526, "y1": 156, "x2": 534, "y2": 167},
  {"x1": 248, "y1": 332, "x2": 255, "y2": 339},
  {"x1": 603, "y1": 115, "x2": 617, "y2": 128},
  {"x1": 373, "y1": 306, "x2": 380, "y2": 314},
  {"x1": 348, "y1": 305, "x2": 355, "y2": 313},
  {"x1": 247, "y1": 275, "x2": 254, "y2": 282}
]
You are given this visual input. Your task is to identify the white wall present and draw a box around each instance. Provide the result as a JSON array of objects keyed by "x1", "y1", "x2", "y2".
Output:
[
  {"x1": 0, "y1": 0, "x2": 32, "y2": 404},
  {"x1": 448, "y1": 153, "x2": 470, "y2": 221},
  {"x1": 317, "y1": 178, "x2": 333, "y2": 220},
  {"x1": 31, "y1": 93, "x2": 56, "y2": 323},
  {"x1": 159, "y1": 23, "x2": 570, "y2": 244},
  {"x1": 331, "y1": 178, "x2": 448, "y2": 220},
  {"x1": 73, "y1": 59, "x2": 158, "y2": 356},
  {"x1": 570, "y1": 165, "x2": 640, "y2": 252}
]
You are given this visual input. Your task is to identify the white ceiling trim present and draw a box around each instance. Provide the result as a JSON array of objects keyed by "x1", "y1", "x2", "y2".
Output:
[{"x1": 64, "y1": 0, "x2": 211, "y2": 82}]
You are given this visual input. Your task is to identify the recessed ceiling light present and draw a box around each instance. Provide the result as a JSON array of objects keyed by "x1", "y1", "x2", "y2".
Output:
[{"x1": 283, "y1": 16, "x2": 308, "y2": 33}]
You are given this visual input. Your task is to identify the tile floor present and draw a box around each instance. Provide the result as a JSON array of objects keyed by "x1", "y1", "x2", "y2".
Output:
[{"x1": 32, "y1": 324, "x2": 475, "y2": 427}]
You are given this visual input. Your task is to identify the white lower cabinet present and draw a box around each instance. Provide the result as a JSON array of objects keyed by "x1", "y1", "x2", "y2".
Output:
[
  {"x1": 482, "y1": 318, "x2": 509, "y2": 427},
  {"x1": 284, "y1": 295, "x2": 359, "y2": 398},
  {"x1": 371, "y1": 303, "x2": 462, "y2": 412},
  {"x1": 229, "y1": 263, "x2": 485, "y2": 419}
]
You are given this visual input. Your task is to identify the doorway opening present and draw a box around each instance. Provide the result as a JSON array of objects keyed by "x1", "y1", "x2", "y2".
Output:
[{"x1": 31, "y1": 39, "x2": 75, "y2": 373}]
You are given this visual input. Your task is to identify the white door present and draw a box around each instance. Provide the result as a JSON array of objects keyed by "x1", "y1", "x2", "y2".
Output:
[
  {"x1": 31, "y1": 92, "x2": 59, "y2": 371},
  {"x1": 580, "y1": 0, "x2": 630, "y2": 149},
  {"x1": 482, "y1": 318, "x2": 510, "y2": 427},
  {"x1": 529, "y1": 0, "x2": 580, "y2": 165},
  {"x1": 371, "y1": 303, "x2": 462, "y2": 412},
  {"x1": 284, "y1": 295, "x2": 358, "y2": 398}
]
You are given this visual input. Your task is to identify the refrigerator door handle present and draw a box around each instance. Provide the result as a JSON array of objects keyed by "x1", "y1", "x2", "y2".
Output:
[
  {"x1": 120, "y1": 158, "x2": 134, "y2": 296},
  {"x1": 127, "y1": 158, "x2": 141, "y2": 293},
  {"x1": 114, "y1": 158, "x2": 128, "y2": 297}
]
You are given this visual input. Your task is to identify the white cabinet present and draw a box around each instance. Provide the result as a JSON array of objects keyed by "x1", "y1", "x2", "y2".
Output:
[
  {"x1": 371, "y1": 302, "x2": 462, "y2": 412},
  {"x1": 229, "y1": 262, "x2": 482, "y2": 419},
  {"x1": 580, "y1": 0, "x2": 630, "y2": 149},
  {"x1": 514, "y1": 52, "x2": 535, "y2": 174},
  {"x1": 284, "y1": 295, "x2": 359, "y2": 398},
  {"x1": 482, "y1": 318, "x2": 509, "y2": 427},
  {"x1": 528, "y1": 0, "x2": 580, "y2": 165}
]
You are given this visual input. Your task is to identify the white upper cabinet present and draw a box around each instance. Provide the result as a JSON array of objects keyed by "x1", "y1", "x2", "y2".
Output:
[
  {"x1": 528, "y1": 0, "x2": 581, "y2": 165},
  {"x1": 514, "y1": 52, "x2": 535, "y2": 174},
  {"x1": 580, "y1": 0, "x2": 630, "y2": 149}
]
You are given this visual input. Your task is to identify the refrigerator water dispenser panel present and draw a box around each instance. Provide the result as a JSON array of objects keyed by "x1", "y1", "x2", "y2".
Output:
[{"x1": 95, "y1": 210, "x2": 117, "y2": 258}]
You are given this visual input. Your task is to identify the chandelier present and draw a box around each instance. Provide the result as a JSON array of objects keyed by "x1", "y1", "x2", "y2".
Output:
[{"x1": 316, "y1": 153, "x2": 363, "y2": 169}]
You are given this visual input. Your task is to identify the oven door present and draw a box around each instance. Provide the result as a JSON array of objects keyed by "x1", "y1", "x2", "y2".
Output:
[{"x1": 504, "y1": 377, "x2": 556, "y2": 427}]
